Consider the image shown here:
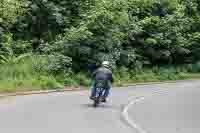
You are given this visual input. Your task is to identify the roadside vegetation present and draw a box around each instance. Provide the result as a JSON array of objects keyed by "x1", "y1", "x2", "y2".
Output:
[{"x1": 1, "y1": 0, "x2": 200, "y2": 92}]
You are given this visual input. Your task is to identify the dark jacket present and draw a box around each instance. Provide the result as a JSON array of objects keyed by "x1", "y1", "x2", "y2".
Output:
[{"x1": 92, "y1": 67, "x2": 113, "y2": 83}]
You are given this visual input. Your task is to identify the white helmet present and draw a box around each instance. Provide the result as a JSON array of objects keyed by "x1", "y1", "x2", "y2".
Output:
[{"x1": 102, "y1": 61, "x2": 110, "y2": 68}]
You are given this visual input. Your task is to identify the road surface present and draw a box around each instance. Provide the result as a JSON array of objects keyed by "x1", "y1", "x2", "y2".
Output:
[{"x1": 0, "y1": 80, "x2": 200, "y2": 133}]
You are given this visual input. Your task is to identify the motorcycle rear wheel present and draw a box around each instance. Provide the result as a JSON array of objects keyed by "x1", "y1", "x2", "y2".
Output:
[{"x1": 93, "y1": 99, "x2": 99, "y2": 107}]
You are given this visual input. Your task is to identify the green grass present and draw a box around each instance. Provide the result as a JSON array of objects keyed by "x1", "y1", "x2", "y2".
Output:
[
  {"x1": 0, "y1": 55, "x2": 64, "y2": 93},
  {"x1": 112, "y1": 65, "x2": 200, "y2": 86},
  {"x1": 1, "y1": 56, "x2": 200, "y2": 93}
]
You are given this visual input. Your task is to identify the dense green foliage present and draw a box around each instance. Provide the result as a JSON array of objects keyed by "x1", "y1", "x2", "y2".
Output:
[
  {"x1": 1, "y1": 0, "x2": 200, "y2": 91},
  {"x1": 1, "y1": 57, "x2": 200, "y2": 92}
]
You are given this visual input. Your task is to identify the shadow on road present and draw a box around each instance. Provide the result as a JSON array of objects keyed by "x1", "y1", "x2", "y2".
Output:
[{"x1": 81, "y1": 103, "x2": 120, "y2": 110}]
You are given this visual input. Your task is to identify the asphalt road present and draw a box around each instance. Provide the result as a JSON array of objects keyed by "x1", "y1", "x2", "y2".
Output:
[
  {"x1": 128, "y1": 80, "x2": 200, "y2": 133},
  {"x1": 0, "y1": 80, "x2": 200, "y2": 133}
]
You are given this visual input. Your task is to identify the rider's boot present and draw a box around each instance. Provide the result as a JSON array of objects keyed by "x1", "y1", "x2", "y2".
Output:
[{"x1": 90, "y1": 96, "x2": 95, "y2": 100}]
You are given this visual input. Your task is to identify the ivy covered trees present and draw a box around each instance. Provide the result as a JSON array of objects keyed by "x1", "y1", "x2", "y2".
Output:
[{"x1": 1, "y1": 0, "x2": 200, "y2": 72}]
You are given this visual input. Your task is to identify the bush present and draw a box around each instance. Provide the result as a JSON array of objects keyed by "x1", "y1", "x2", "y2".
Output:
[
  {"x1": 47, "y1": 54, "x2": 72, "y2": 74},
  {"x1": 74, "y1": 73, "x2": 91, "y2": 86}
]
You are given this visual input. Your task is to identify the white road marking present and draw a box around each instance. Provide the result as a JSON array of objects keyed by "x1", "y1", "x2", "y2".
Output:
[
  {"x1": 121, "y1": 88, "x2": 172, "y2": 133},
  {"x1": 122, "y1": 97, "x2": 148, "y2": 133}
]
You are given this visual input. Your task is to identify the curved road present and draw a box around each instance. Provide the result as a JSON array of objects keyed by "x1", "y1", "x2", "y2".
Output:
[{"x1": 0, "y1": 80, "x2": 200, "y2": 133}]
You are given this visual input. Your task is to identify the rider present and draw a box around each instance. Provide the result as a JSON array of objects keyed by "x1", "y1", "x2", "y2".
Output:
[{"x1": 90, "y1": 61, "x2": 113, "y2": 102}]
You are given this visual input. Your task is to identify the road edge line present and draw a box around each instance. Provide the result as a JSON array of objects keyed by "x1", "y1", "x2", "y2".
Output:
[{"x1": 0, "y1": 88, "x2": 86, "y2": 98}]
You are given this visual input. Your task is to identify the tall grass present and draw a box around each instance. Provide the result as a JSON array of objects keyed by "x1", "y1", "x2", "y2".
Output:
[
  {"x1": 0, "y1": 55, "x2": 63, "y2": 93},
  {"x1": 0, "y1": 55, "x2": 200, "y2": 93},
  {"x1": 113, "y1": 64, "x2": 200, "y2": 86}
]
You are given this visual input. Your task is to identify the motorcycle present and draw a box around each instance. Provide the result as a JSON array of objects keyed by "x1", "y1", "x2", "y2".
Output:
[{"x1": 92, "y1": 80, "x2": 107, "y2": 107}]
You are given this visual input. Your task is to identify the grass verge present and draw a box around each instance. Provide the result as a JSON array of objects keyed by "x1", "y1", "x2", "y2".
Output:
[{"x1": 0, "y1": 56, "x2": 200, "y2": 93}]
